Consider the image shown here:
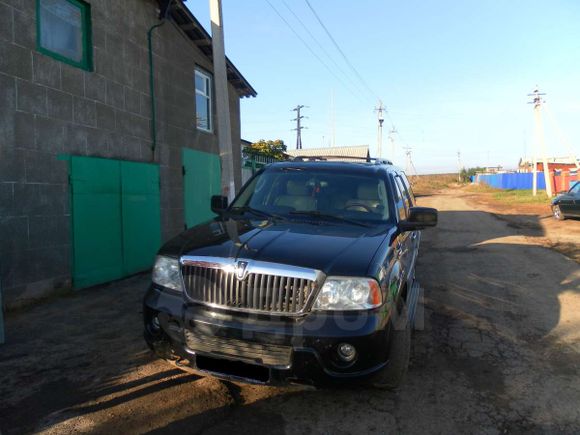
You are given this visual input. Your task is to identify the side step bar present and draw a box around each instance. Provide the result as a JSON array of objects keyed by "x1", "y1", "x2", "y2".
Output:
[{"x1": 407, "y1": 280, "x2": 423, "y2": 330}]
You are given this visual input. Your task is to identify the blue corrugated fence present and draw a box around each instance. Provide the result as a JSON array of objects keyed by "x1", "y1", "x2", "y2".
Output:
[{"x1": 476, "y1": 173, "x2": 546, "y2": 190}]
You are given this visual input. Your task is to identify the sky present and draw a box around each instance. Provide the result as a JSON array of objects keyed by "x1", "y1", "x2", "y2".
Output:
[{"x1": 186, "y1": 0, "x2": 580, "y2": 173}]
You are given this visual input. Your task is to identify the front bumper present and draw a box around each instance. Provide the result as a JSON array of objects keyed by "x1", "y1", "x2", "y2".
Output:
[{"x1": 144, "y1": 286, "x2": 392, "y2": 386}]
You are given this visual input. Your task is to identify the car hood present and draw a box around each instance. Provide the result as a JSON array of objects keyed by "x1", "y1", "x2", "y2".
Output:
[{"x1": 159, "y1": 217, "x2": 394, "y2": 277}]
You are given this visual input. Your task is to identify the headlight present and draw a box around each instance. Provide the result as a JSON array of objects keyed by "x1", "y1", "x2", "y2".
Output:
[
  {"x1": 313, "y1": 277, "x2": 382, "y2": 310},
  {"x1": 152, "y1": 256, "x2": 183, "y2": 292}
]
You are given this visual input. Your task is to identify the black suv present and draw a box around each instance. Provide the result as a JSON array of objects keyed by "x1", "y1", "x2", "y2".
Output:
[{"x1": 144, "y1": 158, "x2": 437, "y2": 388}]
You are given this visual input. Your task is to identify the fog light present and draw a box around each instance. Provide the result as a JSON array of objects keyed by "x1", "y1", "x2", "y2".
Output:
[{"x1": 337, "y1": 343, "x2": 357, "y2": 362}]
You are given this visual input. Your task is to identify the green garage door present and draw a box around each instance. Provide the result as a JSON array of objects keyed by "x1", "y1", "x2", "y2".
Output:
[
  {"x1": 70, "y1": 156, "x2": 161, "y2": 288},
  {"x1": 183, "y1": 148, "x2": 221, "y2": 228}
]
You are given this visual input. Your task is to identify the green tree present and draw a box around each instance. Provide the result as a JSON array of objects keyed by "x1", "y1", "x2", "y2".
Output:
[
  {"x1": 460, "y1": 166, "x2": 486, "y2": 183},
  {"x1": 243, "y1": 139, "x2": 287, "y2": 160}
]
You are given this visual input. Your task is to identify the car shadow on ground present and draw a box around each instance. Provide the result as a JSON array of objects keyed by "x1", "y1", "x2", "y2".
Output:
[{"x1": 0, "y1": 210, "x2": 579, "y2": 433}]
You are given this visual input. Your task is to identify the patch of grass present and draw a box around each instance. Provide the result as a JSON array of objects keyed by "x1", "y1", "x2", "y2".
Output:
[
  {"x1": 466, "y1": 184, "x2": 551, "y2": 204},
  {"x1": 492, "y1": 189, "x2": 551, "y2": 205}
]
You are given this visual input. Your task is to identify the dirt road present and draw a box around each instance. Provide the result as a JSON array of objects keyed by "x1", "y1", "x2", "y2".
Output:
[{"x1": 1, "y1": 190, "x2": 579, "y2": 434}]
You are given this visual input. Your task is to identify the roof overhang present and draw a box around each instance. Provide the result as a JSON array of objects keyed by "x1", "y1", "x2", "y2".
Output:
[{"x1": 163, "y1": 1, "x2": 257, "y2": 98}]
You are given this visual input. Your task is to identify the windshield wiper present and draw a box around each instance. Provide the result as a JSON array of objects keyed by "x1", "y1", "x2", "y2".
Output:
[
  {"x1": 289, "y1": 211, "x2": 371, "y2": 227},
  {"x1": 228, "y1": 206, "x2": 286, "y2": 221}
]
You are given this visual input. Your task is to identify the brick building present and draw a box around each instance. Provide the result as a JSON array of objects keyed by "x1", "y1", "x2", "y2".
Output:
[
  {"x1": 518, "y1": 156, "x2": 579, "y2": 173},
  {"x1": 0, "y1": 0, "x2": 256, "y2": 307}
]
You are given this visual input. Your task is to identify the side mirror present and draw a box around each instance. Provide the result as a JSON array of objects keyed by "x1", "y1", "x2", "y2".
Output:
[
  {"x1": 399, "y1": 207, "x2": 438, "y2": 232},
  {"x1": 211, "y1": 195, "x2": 228, "y2": 214}
]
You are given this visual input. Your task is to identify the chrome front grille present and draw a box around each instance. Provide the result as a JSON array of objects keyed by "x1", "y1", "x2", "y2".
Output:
[{"x1": 180, "y1": 257, "x2": 321, "y2": 315}]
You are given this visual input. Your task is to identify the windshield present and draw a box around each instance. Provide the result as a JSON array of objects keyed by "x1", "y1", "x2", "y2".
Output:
[{"x1": 231, "y1": 167, "x2": 392, "y2": 224}]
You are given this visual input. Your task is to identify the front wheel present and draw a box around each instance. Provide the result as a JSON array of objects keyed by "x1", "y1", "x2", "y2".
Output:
[
  {"x1": 552, "y1": 205, "x2": 565, "y2": 220},
  {"x1": 371, "y1": 305, "x2": 411, "y2": 390}
]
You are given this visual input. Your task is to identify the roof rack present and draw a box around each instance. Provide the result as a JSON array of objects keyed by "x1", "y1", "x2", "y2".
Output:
[{"x1": 290, "y1": 156, "x2": 393, "y2": 165}]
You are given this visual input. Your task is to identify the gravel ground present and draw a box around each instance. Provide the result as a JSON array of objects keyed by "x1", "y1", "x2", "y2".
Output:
[{"x1": 1, "y1": 189, "x2": 579, "y2": 434}]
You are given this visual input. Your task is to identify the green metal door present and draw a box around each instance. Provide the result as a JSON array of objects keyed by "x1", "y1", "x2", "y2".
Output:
[
  {"x1": 71, "y1": 157, "x2": 124, "y2": 288},
  {"x1": 121, "y1": 161, "x2": 161, "y2": 275},
  {"x1": 183, "y1": 148, "x2": 221, "y2": 228},
  {"x1": 70, "y1": 156, "x2": 161, "y2": 288}
]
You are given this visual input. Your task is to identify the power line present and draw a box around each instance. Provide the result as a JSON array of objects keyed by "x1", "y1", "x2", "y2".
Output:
[
  {"x1": 305, "y1": 0, "x2": 377, "y2": 101},
  {"x1": 388, "y1": 126, "x2": 398, "y2": 161},
  {"x1": 281, "y1": 0, "x2": 364, "y2": 95},
  {"x1": 264, "y1": 0, "x2": 366, "y2": 104},
  {"x1": 271, "y1": 0, "x2": 412, "y2": 158},
  {"x1": 543, "y1": 103, "x2": 580, "y2": 169}
]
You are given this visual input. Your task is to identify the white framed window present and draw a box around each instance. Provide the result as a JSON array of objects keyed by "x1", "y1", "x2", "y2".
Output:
[{"x1": 195, "y1": 69, "x2": 212, "y2": 132}]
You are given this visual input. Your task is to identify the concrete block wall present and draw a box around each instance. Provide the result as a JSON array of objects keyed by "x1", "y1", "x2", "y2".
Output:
[{"x1": 0, "y1": 0, "x2": 244, "y2": 307}]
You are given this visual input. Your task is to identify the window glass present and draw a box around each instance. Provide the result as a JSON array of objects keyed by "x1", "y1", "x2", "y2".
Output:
[
  {"x1": 195, "y1": 74, "x2": 205, "y2": 93},
  {"x1": 400, "y1": 172, "x2": 415, "y2": 204},
  {"x1": 395, "y1": 176, "x2": 411, "y2": 218},
  {"x1": 195, "y1": 70, "x2": 212, "y2": 131},
  {"x1": 231, "y1": 168, "x2": 393, "y2": 224},
  {"x1": 392, "y1": 178, "x2": 407, "y2": 221},
  {"x1": 38, "y1": 0, "x2": 91, "y2": 69}
]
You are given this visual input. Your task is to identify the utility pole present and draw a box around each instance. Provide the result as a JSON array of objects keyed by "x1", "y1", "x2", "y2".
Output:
[
  {"x1": 457, "y1": 151, "x2": 462, "y2": 183},
  {"x1": 388, "y1": 127, "x2": 397, "y2": 162},
  {"x1": 528, "y1": 88, "x2": 552, "y2": 197},
  {"x1": 292, "y1": 105, "x2": 307, "y2": 150},
  {"x1": 403, "y1": 146, "x2": 416, "y2": 178},
  {"x1": 374, "y1": 100, "x2": 385, "y2": 158},
  {"x1": 210, "y1": 0, "x2": 235, "y2": 201}
]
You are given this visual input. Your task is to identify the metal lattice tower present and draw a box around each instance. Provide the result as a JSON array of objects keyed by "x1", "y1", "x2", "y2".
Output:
[
  {"x1": 374, "y1": 101, "x2": 385, "y2": 157},
  {"x1": 403, "y1": 146, "x2": 417, "y2": 178},
  {"x1": 292, "y1": 105, "x2": 308, "y2": 150}
]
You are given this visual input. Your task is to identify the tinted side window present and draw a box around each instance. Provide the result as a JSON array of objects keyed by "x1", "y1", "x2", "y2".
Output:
[
  {"x1": 395, "y1": 177, "x2": 411, "y2": 218},
  {"x1": 392, "y1": 176, "x2": 407, "y2": 220},
  {"x1": 400, "y1": 173, "x2": 415, "y2": 205}
]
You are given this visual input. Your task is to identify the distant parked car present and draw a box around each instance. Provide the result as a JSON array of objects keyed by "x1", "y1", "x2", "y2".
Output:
[{"x1": 551, "y1": 181, "x2": 580, "y2": 220}]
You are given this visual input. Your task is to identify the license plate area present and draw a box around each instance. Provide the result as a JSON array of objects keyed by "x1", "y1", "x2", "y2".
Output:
[
  {"x1": 196, "y1": 354, "x2": 270, "y2": 383},
  {"x1": 184, "y1": 329, "x2": 292, "y2": 369}
]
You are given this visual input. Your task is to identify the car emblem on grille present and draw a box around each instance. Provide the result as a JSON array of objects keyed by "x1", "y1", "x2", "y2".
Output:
[{"x1": 235, "y1": 261, "x2": 249, "y2": 280}]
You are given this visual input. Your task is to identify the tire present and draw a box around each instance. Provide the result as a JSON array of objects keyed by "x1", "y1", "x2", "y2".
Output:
[
  {"x1": 552, "y1": 205, "x2": 566, "y2": 220},
  {"x1": 372, "y1": 304, "x2": 411, "y2": 390}
]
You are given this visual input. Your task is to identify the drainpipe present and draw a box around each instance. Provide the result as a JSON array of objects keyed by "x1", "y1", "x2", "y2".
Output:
[{"x1": 147, "y1": 1, "x2": 173, "y2": 162}]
